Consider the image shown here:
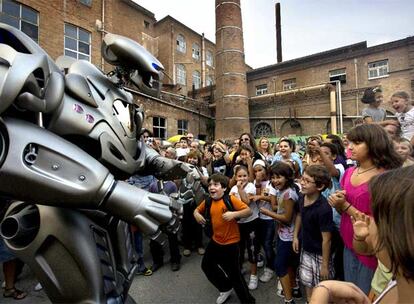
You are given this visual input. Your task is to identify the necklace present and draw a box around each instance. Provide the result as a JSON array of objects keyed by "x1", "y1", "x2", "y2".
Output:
[{"x1": 356, "y1": 166, "x2": 376, "y2": 175}]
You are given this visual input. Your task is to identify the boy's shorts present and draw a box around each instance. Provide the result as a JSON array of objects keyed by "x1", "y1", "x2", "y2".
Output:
[{"x1": 299, "y1": 250, "x2": 335, "y2": 287}]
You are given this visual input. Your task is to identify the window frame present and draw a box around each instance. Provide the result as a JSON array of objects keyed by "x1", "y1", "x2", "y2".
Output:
[
  {"x1": 192, "y1": 70, "x2": 201, "y2": 89},
  {"x1": 153, "y1": 116, "x2": 167, "y2": 139},
  {"x1": 329, "y1": 68, "x2": 347, "y2": 84},
  {"x1": 192, "y1": 42, "x2": 200, "y2": 60},
  {"x1": 177, "y1": 119, "x2": 188, "y2": 135},
  {"x1": 176, "y1": 64, "x2": 186, "y2": 85},
  {"x1": 368, "y1": 59, "x2": 389, "y2": 80},
  {"x1": 282, "y1": 78, "x2": 297, "y2": 91},
  {"x1": 255, "y1": 84, "x2": 268, "y2": 96},
  {"x1": 206, "y1": 75, "x2": 214, "y2": 86},
  {"x1": 64, "y1": 23, "x2": 91, "y2": 61},
  {"x1": 0, "y1": 0, "x2": 39, "y2": 43},
  {"x1": 176, "y1": 34, "x2": 186, "y2": 53},
  {"x1": 206, "y1": 50, "x2": 214, "y2": 66}
]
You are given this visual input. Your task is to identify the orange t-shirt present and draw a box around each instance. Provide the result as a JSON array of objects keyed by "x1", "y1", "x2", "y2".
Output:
[{"x1": 196, "y1": 195, "x2": 248, "y2": 245}]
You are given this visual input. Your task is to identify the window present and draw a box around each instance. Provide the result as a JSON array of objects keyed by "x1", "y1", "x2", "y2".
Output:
[
  {"x1": 144, "y1": 20, "x2": 150, "y2": 29},
  {"x1": 255, "y1": 84, "x2": 268, "y2": 95},
  {"x1": 0, "y1": 0, "x2": 39, "y2": 42},
  {"x1": 153, "y1": 116, "x2": 167, "y2": 139},
  {"x1": 176, "y1": 34, "x2": 186, "y2": 53},
  {"x1": 206, "y1": 50, "x2": 214, "y2": 66},
  {"x1": 329, "y1": 68, "x2": 346, "y2": 84},
  {"x1": 177, "y1": 120, "x2": 188, "y2": 135},
  {"x1": 176, "y1": 64, "x2": 186, "y2": 85},
  {"x1": 206, "y1": 75, "x2": 214, "y2": 86},
  {"x1": 283, "y1": 78, "x2": 296, "y2": 91},
  {"x1": 192, "y1": 70, "x2": 201, "y2": 89},
  {"x1": 192, "y1": 43, "x2": 200, "y2": 60},
  {"x1": 64, "y1": 23, "x2": 91, "y2": 61},
  {"x1": 368, "y1": 59, "x2": 389, "y2": 79}
]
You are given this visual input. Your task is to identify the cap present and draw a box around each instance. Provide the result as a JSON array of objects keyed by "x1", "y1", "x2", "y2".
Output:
[{"x1": 253, "y1": 159, "x2": 266, "y2": 168}]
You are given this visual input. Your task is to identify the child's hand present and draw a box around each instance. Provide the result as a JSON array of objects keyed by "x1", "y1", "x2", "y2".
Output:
[
  {"x1": 292, "y1": 237, "x2": 300, "y2": 254},
  {"x1": 222, "y1": 211, "x2": 235, "y2": 221},
  {"x1": 320, "y1": 264, "x2": 329, "y2": 281},
  {"x1": 328, "y1": 190, "x2": 346, "y2": 210},
  {"x1": 194, "y1": 212, "x2": 206, "y2": 225},
  {"x1": 259, "y1": 207, "x2": 270, "y2": 216},
  {"x1": 246, "y1": 156, "x2": 253, "y2": 167},
  {"x1": 351, "y1": 211, "x2": 370, "y2": 241},
  {"x1": 237, "y1": 180, "x2": 246, "y2": 188},
  {"x1": 251, "y1": 195, "x2": 261, "y2": 202}
]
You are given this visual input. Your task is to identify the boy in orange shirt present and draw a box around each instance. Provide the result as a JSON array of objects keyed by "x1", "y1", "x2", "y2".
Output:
[{"x1": 194, "y1": 173, "x2": 255, "y2": 304}]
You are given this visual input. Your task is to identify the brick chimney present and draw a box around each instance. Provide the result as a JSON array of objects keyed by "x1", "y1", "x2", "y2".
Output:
[{"x1": 214, "y1": 0, "x2": 250, "y2": 139}]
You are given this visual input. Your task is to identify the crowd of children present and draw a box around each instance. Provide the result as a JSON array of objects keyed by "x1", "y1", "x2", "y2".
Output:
[{"x1": 2, "y1": 89, "x2": 414, "y2": 303}]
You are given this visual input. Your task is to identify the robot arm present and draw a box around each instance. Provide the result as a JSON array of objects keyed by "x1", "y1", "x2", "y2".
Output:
[{"x1": 0, "y1": 118, "x2": 177, "y2": 236}]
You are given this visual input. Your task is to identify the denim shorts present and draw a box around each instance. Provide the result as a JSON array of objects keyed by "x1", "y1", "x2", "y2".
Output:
[
  {"x1": 0, "y1": 238, "x2": 15, "y2": 263},
  {"x1": 274, "y1": 237, "x2": 298, "y2": 277}
]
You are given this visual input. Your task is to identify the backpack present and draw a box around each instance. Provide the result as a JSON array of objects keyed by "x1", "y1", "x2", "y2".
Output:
[{"x1": 203, "y1": 194, "x2": 234, "y2": 238}]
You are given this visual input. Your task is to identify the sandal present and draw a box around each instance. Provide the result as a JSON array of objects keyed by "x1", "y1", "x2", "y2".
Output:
[{"x1": 3, "y1": 287, "x2": 27, "y2": 300}]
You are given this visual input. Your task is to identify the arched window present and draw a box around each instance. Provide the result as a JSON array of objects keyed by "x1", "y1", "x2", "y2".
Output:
[
  {"x1": 192, "y1": 43, "x2": 200, "y2": 60},
  {"x1": 206, "y1": 75, "x2": 214, "y2": 86},
  {"x1": 206, "y1": 50, "x2": 214, "y2": 66},
  {"x1": 254, "y1": 122, "x2": 272, "y2": 137},
  {"x1": 176, "y1": 64, "x2": 186, "y2": 85},
  {"x1": 280, "y1": 119, "x2": 302, "y2": 137},
  {"x1": 176, "y1": 34, "x2": 186, "y2": 53},
  {"x1": 192, "y1": 70, "x2": 201, "y2": 89}
]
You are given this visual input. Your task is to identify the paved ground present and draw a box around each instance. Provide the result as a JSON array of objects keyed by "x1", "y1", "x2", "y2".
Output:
[{"x1": 1, "y1": 243, "x2": 306, "y2": 304}]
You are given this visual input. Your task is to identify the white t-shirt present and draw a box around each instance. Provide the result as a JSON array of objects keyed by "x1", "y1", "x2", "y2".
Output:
[
  {"x1": 256, "y1": 180, "x2": 277, "y2": 220},
  {"x1": 230, "y1": 182, "x2": 258, "y2": 223},
  {"x1": 396, "y1": 107, "x2": 414, "y2": 141}
]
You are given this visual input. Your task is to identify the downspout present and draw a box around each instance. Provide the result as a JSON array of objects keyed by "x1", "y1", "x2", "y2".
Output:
[
  {"x1": 171, "y1": 23, "x2": 176, "y2": 84},
  {"x1": 354, "y1": 58, "x2": 359, "y2": 116},
  {"x1": 338, "y1": 81, "x2": 343, "y2": 134},
  {"x1": 101, "y1": 0, "x2": 105, "y2": 70},
  {"x1": 330, "y1": 85, "x2": 337, "y2": 134},
  {"x1": 201, "y1": 33, "x2": 206, "y2": 87}
]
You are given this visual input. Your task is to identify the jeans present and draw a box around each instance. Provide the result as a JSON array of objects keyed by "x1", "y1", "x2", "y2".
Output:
[
  {"x1": 343, "y1": 247, "x2": 375, "y2": 294},
  {"x1": 257, "y1": 218, "x2": 276, "y2": 270}
]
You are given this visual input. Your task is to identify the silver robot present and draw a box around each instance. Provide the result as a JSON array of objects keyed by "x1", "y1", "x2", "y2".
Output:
[{"x1": 0, "y1": 23, "x2": 202, "y2": 303}]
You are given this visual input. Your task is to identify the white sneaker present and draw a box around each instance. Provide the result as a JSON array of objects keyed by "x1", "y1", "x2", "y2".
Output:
[
  {"x1": 259, "y1": 267, "x2": 274, "y2": 283},
  {"x1": 34, "y1": 282, "x2": 43, "y2": 291},
  {"x1": 248, "y1": 274, "x2": 258, "y2": 290},
  {"x1": 277, "y1": 279, "x2": 283, "y2": 297},
  {"x1": 257, "y1": 254, "x2": 264, "y2": 268},
  {"x1": 216, "y1": 289, "x2": 233, "y2": 304}
]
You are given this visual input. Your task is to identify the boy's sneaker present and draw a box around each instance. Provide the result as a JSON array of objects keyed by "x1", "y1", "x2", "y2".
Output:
[
  {"x1": 248, "y1": 275, "x2": 258, "y2": 290},
  {"x1": 216, "y1": 289, "x2": 232, "y2": 304},
  {"x1": 259, "y1": 267, "x2": 274, "y2": 283},
  {"x1": 183, "y1": 249, "x2": 191, "y2": 257},
  {"x1": 257, "y1": 253, "x2": 264, "y2": 268},
  {"x1": 292, "y1": 287, "x2": 302, "y2": 299},
  {"x1": 277, "y1": 280, "x2": 284, "y2": 298}
]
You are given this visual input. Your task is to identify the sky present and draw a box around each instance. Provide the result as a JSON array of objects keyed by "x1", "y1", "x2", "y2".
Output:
[{"x1": 136, "y1": 0, "x2": 414, "y2": 69}]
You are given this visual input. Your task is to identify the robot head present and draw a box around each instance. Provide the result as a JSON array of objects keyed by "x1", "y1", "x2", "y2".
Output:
[{"x1": 102, "y1": 33, "x2": 164, "y2": 98}]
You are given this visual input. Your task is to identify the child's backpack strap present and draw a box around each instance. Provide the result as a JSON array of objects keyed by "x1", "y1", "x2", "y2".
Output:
[
  {"x1": 204, "y1": 196, "x2": 212, "y2": 220},
  {"x1": 223, "y1": 194, "x2": 234, "y2": 211}
]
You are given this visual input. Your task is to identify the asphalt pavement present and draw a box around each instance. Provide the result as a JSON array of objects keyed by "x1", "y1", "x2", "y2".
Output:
[{"x1": 1, "y1": 242, "x2": 306, "y2": 304}]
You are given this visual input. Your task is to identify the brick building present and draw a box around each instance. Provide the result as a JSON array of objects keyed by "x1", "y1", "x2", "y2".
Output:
[
  {"x1": 1, "y1": 0, "x2": 413, "y2": 139},
  {"x1": 247, "y1": 38, "x2": 414, "y2": 137}
]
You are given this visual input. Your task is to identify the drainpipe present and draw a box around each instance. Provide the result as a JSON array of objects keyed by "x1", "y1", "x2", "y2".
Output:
[
  {"x1": 330, "y1": 85, "x2": 337, "y2": 134},
  {"x1": 338, "y1": 81, "x2": 343, "y2": 134},
  {"x1": 354, "y1": 58, "x2": 359, "y2": 116},
  {"x1": 171, "y1": 23, "x2": 176, "y2": 84},
  {"x1": 201, "y1": 33, "x2": 206, "y2": 87},
  {"x1": 100, "y1": 0, "x2": 105, "y2": 70}
]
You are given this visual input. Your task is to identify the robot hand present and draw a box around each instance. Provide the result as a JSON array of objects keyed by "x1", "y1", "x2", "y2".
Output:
[
  {"x1": 145, "y1": 147, "x2": 192, "y2": 180},
  {"x1": 178, "y1": 165, "x2": 207, "y2": 205}
]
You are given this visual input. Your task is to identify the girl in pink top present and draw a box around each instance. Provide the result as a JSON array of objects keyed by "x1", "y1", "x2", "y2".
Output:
[{"x1": 328, "y1": 124, "x2": 402, "y2": 294}]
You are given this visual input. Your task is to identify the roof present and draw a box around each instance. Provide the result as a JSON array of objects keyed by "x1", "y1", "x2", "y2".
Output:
[
  {"x1": 121, "y1": 0, "x2": 155, "y2": 19},
  {"x1": 155, "y1": 15, "x2": 215, "y2": 45},
  {"x1": 247, "y1": 36, "x2": 414, "y2": 81}
]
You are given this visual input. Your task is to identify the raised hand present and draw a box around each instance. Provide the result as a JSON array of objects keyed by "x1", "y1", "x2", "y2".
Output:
[{"x1": 351, "y1": 211, "x2": 370, "y2": 241}]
